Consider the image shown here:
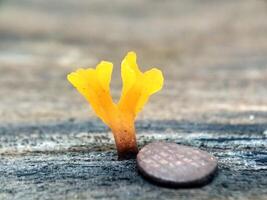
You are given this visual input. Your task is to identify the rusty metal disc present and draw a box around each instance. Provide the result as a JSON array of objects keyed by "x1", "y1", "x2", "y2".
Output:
[{"x1": 137, "y1": 142, "x2": 218, "y2": 187}]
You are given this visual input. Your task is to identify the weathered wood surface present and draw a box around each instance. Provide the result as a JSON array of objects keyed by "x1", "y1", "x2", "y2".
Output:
[{"x1": 0, "y1": 0, "x2": 267, "y2": 199}]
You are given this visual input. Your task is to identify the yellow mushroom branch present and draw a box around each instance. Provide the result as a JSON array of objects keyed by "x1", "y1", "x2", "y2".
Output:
[{"x1": 67, "y1": 51, "x2": 164, "y2": 160}]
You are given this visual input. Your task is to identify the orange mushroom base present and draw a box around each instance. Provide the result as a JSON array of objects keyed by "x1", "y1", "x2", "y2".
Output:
[
  {"x1": 111, "y1": 126, "x2": 138, "y2": 160},
  {"x1": 110, "y1": 112, "x2": 138, "y2": 160}
]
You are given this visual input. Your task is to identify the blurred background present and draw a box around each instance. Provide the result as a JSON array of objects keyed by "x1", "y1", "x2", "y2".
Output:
[{"x1": 1, "y1": 0, "x2": 267, "y2": 125}]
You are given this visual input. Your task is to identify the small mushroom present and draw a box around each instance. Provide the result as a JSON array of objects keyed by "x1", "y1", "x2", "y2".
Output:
[{"x1": 67, "y1": 51, "x2": 164, "y2": 160}]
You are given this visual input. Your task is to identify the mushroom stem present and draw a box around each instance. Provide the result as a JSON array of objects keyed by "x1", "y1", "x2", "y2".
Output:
[{"x1": 111, "y1": 117, "x2": 138, "y2": 160}]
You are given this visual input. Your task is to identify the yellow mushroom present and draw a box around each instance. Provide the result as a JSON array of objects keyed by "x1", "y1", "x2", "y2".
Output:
[{"x1": 67, "y1": 51, "x2": 164, "y2": 160}]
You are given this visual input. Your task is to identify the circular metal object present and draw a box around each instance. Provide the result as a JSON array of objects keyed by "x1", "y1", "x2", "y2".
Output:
[{"x1": 137, "y1": 142, "x2": 218, "y2": 187}]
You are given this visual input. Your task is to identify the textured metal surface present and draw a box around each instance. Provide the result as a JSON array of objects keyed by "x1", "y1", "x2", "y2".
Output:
[{"x1": 137, "y1": 142, "x2": 218, "y2": 187}]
